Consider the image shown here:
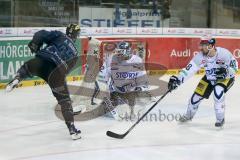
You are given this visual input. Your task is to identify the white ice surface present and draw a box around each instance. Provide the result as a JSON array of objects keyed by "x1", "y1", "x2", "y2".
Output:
[{"x1": 0, "y1": 75, "x2": 240, "y2": 160}]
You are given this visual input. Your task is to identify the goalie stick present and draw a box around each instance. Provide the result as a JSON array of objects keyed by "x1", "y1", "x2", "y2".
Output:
[
  {"x1": 103, "y1": 96, "x2": 121, "y2": 120},
  {"x1": 106, "y1": 89, "x2": 170, "y2": 139}
]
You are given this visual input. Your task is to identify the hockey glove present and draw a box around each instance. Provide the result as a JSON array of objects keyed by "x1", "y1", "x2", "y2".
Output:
[
  {"x1": 168, "y1": 75, "x2": 181, "y2": 92},
  {"x1": 28, "y1": 40, "x2": 41, "y2": 53},
  {"x1": 215, "y1": 67, "x2": 227, "y2": 80}
]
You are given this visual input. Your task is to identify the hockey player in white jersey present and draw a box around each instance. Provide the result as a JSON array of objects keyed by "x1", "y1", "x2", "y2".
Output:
[
  {"x1": 103, "y1": 41, "x2": 150, "y2": 119},
  {"x1": 168, "y1": 36, "x2": 238, "y2": 127}
]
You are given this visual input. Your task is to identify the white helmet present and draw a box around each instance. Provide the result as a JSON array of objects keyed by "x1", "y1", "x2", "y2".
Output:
[
  {"x1": 200, "y1": 35, "x2": 216, "y2": 54},
  {"x1": 200, "y1": 35, "x2": 216, "y2": 45}
]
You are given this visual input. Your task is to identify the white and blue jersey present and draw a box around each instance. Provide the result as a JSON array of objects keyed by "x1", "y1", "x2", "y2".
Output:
[
  {"x1": 178, "y1": 47, "x2": 238, "y2": 83},
  {"x1": 103, "y1": 54, "x2": 148, "y2": 93}
]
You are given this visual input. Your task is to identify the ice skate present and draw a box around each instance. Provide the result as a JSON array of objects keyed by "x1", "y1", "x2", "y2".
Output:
[
  {"x1": 5, "y1": 75, "x2": 21, "y2": 92},
  {"x1": 215, "y1": 118, "x2": 225, "y2": 128},
  {"x1": 179, "y1": 115, "x2": 192, "y2": 123},
  {"x1": 66, "y1": 122, "x2": 81, "y2": 140}
]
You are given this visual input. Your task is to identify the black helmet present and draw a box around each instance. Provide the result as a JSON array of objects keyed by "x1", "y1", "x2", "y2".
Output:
[{"x1": 66, "y1": 23, "x2": 80, "y2": 41}]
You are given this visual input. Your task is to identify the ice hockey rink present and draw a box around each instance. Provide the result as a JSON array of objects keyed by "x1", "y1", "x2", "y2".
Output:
[{"x1": 1, "y1": 75, "x2": 240, "y2": 160}]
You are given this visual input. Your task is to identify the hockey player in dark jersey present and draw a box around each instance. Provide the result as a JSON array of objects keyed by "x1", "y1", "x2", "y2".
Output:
[{"x1": 5, "y1": 24, "x2": 81, "y2": 140}]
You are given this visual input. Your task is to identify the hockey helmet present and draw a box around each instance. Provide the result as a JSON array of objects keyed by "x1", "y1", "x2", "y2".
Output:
[
  {"x1": 200, "y1": 35, "x2": 216, "y2": 45},
  {"x1": 66, "y1": 23, "x2": 81, "y2": 41},
  {"x1": 200, "y1": 35, "x2": 216, "y2": 54},
  {"x1": 117, "y1": 41, "x2": 132, "y2": 58}
]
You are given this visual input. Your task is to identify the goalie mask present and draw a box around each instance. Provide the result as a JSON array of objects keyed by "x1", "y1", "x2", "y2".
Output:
[
  {"x1": 117, "y1": 41, "x2": 132, "y2": 58},
  {"x1": 66, "y1": 24, "x2": 81, "y2": 42}
]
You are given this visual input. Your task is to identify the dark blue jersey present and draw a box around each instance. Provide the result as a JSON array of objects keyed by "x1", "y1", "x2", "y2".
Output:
[{"x1": 31, "y1": 30, "x2": 78, "y2": 68}]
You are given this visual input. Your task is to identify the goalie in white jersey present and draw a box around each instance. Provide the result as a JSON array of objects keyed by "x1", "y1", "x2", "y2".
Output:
[
  {"x1": 168, "y1": 36, "x2": 238, "y2": 127},
  {"x1": 103, "y1": 41, "x2": 150, "y2": 119}
]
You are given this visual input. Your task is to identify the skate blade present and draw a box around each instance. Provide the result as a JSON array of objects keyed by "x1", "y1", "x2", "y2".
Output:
[
  {"x1": 5, "y1": 85, "x2": 16, "y2": 92},
  {"x1": 71, "y1": 134, "x2": 81, "y2": 140},
  {"x1": 5, "y1": 85, "x2": 13, "y2": 92}
]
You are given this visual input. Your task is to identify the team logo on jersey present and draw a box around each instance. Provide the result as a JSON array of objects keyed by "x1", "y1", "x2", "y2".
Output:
[
  {"x1": 116, "y1": 72, "x2": 138, "y2": 79},
  {"x1": 206, "y1": 68, "x2": 216, "y2": 75}
]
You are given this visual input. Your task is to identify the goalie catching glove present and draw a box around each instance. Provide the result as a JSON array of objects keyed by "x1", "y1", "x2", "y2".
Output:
[
  {"x1": 168, "y1": 75, "x2": 181, "y2": 92},
  {"x1": 215, "y1": 67, "x2": 227, "y2": 80}
]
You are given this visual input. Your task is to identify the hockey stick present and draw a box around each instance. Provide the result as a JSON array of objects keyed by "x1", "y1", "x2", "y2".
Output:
[{"x1": 106, "y1": 89, "x2": 171, "y2": 139}]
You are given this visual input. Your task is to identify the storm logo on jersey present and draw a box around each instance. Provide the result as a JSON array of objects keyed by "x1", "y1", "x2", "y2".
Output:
[
  {"x1": 205, "y1": 68, "x2": 216, "y2": 76},
  {"x1": 115, "y1": 72, "x2": 138, "y2": 79}
]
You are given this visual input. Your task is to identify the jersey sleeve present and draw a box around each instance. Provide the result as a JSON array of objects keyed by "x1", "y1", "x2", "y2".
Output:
[
  {"x1": 31, "y1": 30, "x2": 61, "y2": 46},
  {"x1": 177, "y1": 53, "x2": 202, "y2": 83},
  {"x1": 229, "y1": 56, "x2": 238, "y2": 75},
  {"x1": 225, "y1": 49, "x2": 238, "y2": 76}
]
